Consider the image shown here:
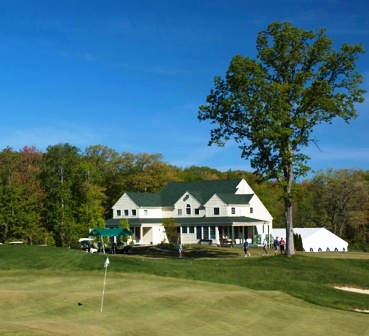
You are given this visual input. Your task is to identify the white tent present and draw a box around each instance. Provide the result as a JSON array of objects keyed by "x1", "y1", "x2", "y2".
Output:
[{"x1": 272, "y1": 228, "x2": 348, "y2": 252}]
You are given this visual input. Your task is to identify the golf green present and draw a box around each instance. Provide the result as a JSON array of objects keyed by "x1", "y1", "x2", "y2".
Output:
[{"x1": 0, "y1": 270, "x2": 368, "y2": 336}]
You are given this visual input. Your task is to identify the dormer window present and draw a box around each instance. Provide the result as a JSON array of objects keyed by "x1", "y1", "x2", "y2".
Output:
[
  {"x1": 117, "y1": 210, "x2": 121, "y2": 217},
  {"x1": 214, "y1": 207, "x2": 220, "y2": 215},
  {"x1": 186, "y1": 204, "x2": 191, "y2": 215}
]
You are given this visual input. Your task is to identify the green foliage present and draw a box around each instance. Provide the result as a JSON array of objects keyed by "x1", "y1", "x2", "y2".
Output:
[
  {"x1": 198, "y1": 21, "x2": 366, "y2": 255},
  {"x1": 156, "y1": 242, "x2": 178, "y2": 250},
  {"x1": 162, "y1": 217, "x2": 178, "y2": 243},
  {"x1": 294, "y1": 233, "x2": 303, "y2": 251},
  {"x1": 119, "y1": 218, "x2": 130, "y2": 243},
  {"x1": 199, "y1": 22, "x2": 365, "y2": 181},
  {"x1": 0, "y1": 141, "x2": 368, "y2": 250},
  {"x1": 180, "y1": 165, "x2": 223, "y2": 181},
  {"x1": 312, "y1": 169, "x2": 369, "y2": 239},
  {"x1": 39, "y1": 143, "x2": 82, "y2": 247}
]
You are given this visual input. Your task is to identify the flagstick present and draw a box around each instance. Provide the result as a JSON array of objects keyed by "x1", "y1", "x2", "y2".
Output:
[{"x1": 101, "y1": 258, "x2": 109, "y2": 312}]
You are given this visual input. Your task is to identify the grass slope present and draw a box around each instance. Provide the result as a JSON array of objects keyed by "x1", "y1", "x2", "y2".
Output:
[{"x1": 0, "y1": 245, "x2": 368, "y2": 335}]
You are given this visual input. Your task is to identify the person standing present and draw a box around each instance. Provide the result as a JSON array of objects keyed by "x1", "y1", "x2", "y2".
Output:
[
  {"x1": 280, "y1": 238, "x2": 286, "y2": 255},
  {"x1": 243, "y1": 240, "x2": 250, "y2": 257},
  {"x1": 273, "y1": 237, "x2": 280, "y2": 256},
  {"x1": 262, "y1": 238, "x2": 268, "y2": 256},
  {"x1": 178, "y1": 243, "x2": 183, "y2": 258}
]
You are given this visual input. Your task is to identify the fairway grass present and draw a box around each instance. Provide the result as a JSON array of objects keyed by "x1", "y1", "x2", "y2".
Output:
[
  {"x1": 1, "y1": 245, "x2": 369, "y2": 335},
  {"x1": 0, "y1": 270, "x2": 368, "y2": 336}
]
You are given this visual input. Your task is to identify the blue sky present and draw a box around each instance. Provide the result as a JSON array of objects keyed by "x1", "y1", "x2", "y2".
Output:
[{"x1": 0, "y1": 0, "x2": 368, "y2": 176}]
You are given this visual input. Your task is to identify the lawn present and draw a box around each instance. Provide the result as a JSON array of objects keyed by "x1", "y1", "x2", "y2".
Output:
[{"x1": 0, "y1": 244, "x2": 368, "y2": 336}]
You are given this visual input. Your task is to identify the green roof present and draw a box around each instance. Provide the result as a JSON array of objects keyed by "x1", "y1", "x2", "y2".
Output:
[
  {"x1": 216, "y1": 193, "x2": 253, "y2": 204},
  {"x1": 119, "y1": 179, "x2": 253, "y2": 208},
  {"x1": 126, "y1": 192, "x2": 162, "y2": 207},
  {"x1": 160, "y1": 179, "x2": 244, "y2": 206}
]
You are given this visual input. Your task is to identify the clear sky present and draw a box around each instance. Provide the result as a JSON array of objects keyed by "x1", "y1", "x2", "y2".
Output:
[{"x1": 0, "y1": 0, "x2": 368, "y2": 176}]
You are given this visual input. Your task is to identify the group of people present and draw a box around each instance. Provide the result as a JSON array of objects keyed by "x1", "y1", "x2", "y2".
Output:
[
  {"x1": 178, "y1": 237, "x2": 286, "y2": 258},
  {"x1": 260, "y1": 236, "x2": 286, "y2": 256}
]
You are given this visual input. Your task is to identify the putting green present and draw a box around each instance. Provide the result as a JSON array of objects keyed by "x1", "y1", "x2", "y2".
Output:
[{"x1": 0, "y1": 270, "x2": 368, "y2": 335}]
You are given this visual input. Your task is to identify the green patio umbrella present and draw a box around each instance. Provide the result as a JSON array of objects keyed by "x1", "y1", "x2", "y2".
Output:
[
  {"x1": 89, "y1": 228, "x2": 132, "y2": 237},
  {"x1": 89, "y1": 228, "x2": 132, "y2": 253}
]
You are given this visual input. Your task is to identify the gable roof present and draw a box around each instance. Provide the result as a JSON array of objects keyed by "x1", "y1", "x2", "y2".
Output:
[
  {"x1": 126, "y1": 192, "x2": 162, "y2": 207},
  {"x1": 122, "y1": 179, "x2": 254, "y2": 208},
  {"x1": 215, "y1": 193, "x2": 253, "y2": 205},
  {"x1": 160, "y1": 179, "x2": 248, "y2": 206}
]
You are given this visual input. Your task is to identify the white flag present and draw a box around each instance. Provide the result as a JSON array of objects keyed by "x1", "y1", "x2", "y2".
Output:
[{"x1": 104, "y1": 257, "x2": 110, "y2": 268}]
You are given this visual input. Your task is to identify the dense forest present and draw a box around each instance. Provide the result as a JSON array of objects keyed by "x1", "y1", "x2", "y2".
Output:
[{"x1": 0, "y1": 143, "x2": 368, "y2": 250}]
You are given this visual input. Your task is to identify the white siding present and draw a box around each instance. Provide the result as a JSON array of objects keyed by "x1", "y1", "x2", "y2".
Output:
[
  {"x1": 249, "y1": 194, "x2": 273, "y2": 222},
  {"x1": 226, "y1": 204, "x2": 249, "y2": 216},
  {"x1": 204, "y1": 195, "x2": 228, "y2": 217},
  {"x1": 138, "y1": 208, "x2": 162, "y2": 218},
  {"x1": 112, "y1": 194, "x2": 138, "y2": 219},
  {"x1": 174, "y1": 192, "x2": 202, "y2": 218},
  {"x1": 162, "y1": 206, "x2": 175, "y2": 218},
  {"x1": 235, "y1": 179, "x2": 254, "y2": 195}
]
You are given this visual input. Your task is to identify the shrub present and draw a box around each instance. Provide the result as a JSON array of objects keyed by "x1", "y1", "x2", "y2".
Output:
[{"x1": 294, "y1": 233, "x2": 303, "y2": 251}]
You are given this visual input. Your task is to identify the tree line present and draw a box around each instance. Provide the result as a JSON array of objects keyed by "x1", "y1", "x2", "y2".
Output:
[{"x1": 0, "y1": 143, "x2": 368, "y2": 250}]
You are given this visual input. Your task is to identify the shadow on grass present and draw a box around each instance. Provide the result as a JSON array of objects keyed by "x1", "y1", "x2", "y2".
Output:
[{"x1": 129, "y1": 245, "x2": 242, "y2": 259}]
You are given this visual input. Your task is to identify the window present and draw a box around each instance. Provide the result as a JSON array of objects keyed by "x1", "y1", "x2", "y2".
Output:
[
  {"x1": 250, "y1": 207, "x2": 253, "y2": 214},
  {"x1": 203, "y1": 226, "x2": 209, "y2": 239},
  {"x1": 195, "y1": 208, "x2": 200, "y2": 215},
  {"x1": 214, "y1": 207, "x2": 220, "y2": 215},
  {"x1": 210, "y1": 227, "x2": 215, "y2": 239},
  {"x1": 132, "y1": 209, "x2": 136, "y2": 216},
  {"x1": 124, "y1": 210, "x2": 129, "y2": 216},
  {"x1": 182, "y1": 226, "x2": 188, "y2": 234},
  {"x1": 231, "y1": 207, "x2": 235, "y2": 215},
  {"x1": 117, "y1": 210, "x2": 121, "y2": 217},
  {"x1": 177, "y1": 209, "x2": 182, "y2": 216},
  {"x1": 189, "y1": 226, "x2": 194, "y2": 233},
  {"x1": 144, "y1": 210, "x2": 148, "y2": 215},
  {"x1": 196, "y1": 226, "x2": 202, "y2": 239},
  {"x1": 186, "y1": 204, "x2": 191, "y2": 215}
]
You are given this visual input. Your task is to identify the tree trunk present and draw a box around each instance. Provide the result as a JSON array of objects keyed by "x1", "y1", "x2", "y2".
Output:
[
  {"x1": 284, "y1": 160, "x2": 295, "y2": 255},
  {"x1": 285, "y1": 197, "x2": 295, "y2": 255}
]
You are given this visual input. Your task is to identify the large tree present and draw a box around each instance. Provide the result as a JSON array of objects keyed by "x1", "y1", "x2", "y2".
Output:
[
  {"x1": 39, "y1": 143, "x2": 81, "y2": 247},
  {"x1": 198, "y1": 22, "x2": 366, "y2": 255},
  {"x1": 313, "y1": 169, "x2": 369, "y2": 239}
]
